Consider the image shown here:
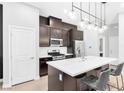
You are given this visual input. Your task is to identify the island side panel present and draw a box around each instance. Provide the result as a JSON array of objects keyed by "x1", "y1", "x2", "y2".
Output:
[
  {"x1": 48, "y1": 65, "x2": 81, "y2": 91},
  {"x1": 48, "y1": 65, "x2": 63, "y2": 91},
  {"x1": 63, "y1": 73, "x2": 77, "y2": 91}
]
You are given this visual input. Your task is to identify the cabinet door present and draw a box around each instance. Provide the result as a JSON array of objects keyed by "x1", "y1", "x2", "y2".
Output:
[
  {"x1": 63, "y1": 30, "x2": 69, "y2": 46},
  {"x1": 39, "y1": 25, "x2": 50, "y2": 47},
  {"x1": 72, "y1": 30, "x2": 83, "y2": 40},
  {"x1": 76, "y1": 31, "x2": 83, "y2": 40},
  {"x1": 48, "y1": 66, "x2": 64, "y2": 91},
  {"x1": 50, "y1": 28, "x2": 62, "y2": 39}
]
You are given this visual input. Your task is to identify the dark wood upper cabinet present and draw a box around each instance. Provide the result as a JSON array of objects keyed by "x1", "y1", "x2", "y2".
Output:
[
  {"x1": 63, "y1": 30, "x2": 70, "y2": 46},
  {"x1": 70, "y1": 30, "x2": 83, "y2": 41},
  {"x1": 39, "y1": 16, "x2": 49, "y2": 26},
  {"x1": 39, "y1": 15, "x2": 83, "y2": 47},
  {"x1": 39, "y1": 25, "x2": 50, "y2": 47},
  {"x1": 75, "y1": 30, "x2": 83, "y2": 40},
  {"x1": 50, "y1": 27, "x2": 62, "y2": 39},
  {"x1": 49, "y1": 16, "x2": 62, "y2": 29},
  {"x1": 62, "y1": 22, "x2": 77, "y2": 31}
]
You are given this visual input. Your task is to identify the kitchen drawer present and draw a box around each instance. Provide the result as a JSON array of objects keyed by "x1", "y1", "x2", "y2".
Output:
[{"x1": 39, "y1": 57, "x2": 53, "y2": 76}]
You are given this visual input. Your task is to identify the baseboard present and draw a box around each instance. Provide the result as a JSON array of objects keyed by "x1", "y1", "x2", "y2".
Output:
[
  {"x1": 2, "y1": 83, "x2": 12, "y2": 88},
  {"x1": 0, "y1": 79, "x2": 2, "y2": 82},
  {"x1": 34, "y1": 75, "x2": 40, "y2": 80}
]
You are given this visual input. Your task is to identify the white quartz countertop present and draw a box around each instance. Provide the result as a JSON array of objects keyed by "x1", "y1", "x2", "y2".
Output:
[
  {"x1": 65, "y1": 53, "x2": 73, "y2": 56},
  {"x1": 47, "y1": 56, "x2": 118, "y2": 77},
  {"x1": 39, "y1": 55, "x2": 52, "y2": 58},
  {"x1": 39, "y1": 53, "x2": 73, "y2": 58}
]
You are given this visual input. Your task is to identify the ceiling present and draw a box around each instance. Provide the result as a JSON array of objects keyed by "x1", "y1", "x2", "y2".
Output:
[{"x1": 26, "y1": 2, "x2": 124, "y2": 30}]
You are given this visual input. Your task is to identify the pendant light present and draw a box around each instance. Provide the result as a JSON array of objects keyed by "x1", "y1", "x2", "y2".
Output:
[
  {"x1": 99, "y1": 2, "x2": 104, "y2": 33},
  {"x1": 79, "y1": 2, "x2": 86, "y2": 29},
  {"x1": 102, "y1": 2, "x2": 108, "y2": 30},
  {"x1": 94, "y1": 2, "x2": 99, "y2": 31},
  {"x1": 87, "y1": 2, "x2": 93, "y2": 30}
]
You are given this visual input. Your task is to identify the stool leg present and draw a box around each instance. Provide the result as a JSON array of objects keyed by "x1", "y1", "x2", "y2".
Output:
[
  {"x1": 107, "y1": 84, "x2": 110, "y2": 91},
  {"x1": 116, "y1": 76, "x2": 119, "y2": 91},
  {"x1": 121, "y1": 74, "x2": 124, "y2": 90}
]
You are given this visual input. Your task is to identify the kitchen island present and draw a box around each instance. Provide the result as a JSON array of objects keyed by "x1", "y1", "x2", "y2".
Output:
[{"x1": 47, "y1": 56, "x2": 118, "y2": 91}]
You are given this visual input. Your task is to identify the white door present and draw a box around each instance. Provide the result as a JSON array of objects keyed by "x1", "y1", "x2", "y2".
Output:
[{"x1": 10, "y1": 26, "x2": 36, "y2": 85}]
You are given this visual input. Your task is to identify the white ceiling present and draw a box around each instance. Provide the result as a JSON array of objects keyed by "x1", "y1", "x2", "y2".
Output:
[{"x1": 26, "y1": 2, "x2": 124, "y2": 30}]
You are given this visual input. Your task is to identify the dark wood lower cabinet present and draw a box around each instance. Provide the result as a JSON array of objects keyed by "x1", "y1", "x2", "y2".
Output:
[
  {"x1": 48, "y1": 65, "x2": 109, "y2": 91},
  {"x1": 48, "y1": 65, "x2": 85, "y2": 91},
  {"x1": 0, "y1": 4, "x2": 2, "y2": 79},
  {"x1": 48, "y1": 65, "x2": 63, "y2": 91},
  {"x1": 63, "y1": 73, "x2": 77, "y2": 91},
  {"x1": 65, "y1": 55, "x2": 73, "y2": 59},
  {"x1": 39, "y1": 57, "x2": 52, "y2": 76},
  {"x1": 40, "y1": 63, "x2": 48, "y2": 76}
]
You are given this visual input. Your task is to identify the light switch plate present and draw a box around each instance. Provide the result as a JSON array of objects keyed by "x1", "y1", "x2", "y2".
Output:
[{"x1": 59, "y1": 73, "x2": 63, "y2": 81}]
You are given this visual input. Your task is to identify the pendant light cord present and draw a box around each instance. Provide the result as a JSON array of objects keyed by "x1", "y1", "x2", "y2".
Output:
[
  {"x1": 104, "y1": 3, "x2": 106, "y2": 25},
  {"x1": 101, "y1": 3, "x2": 102, "y2": 28},
  {"x1": 80, "y1": 2, "x2": 83, "y2": 21},
  {"x1": 89, "y1": 2, "x2": 90, "y2": 24},
  {"x1": 95, "y1": 2, "x2": 97, "y2": 26},
  {"x1": 72, "y1": 2, "x2": 74, "y2": 11}
]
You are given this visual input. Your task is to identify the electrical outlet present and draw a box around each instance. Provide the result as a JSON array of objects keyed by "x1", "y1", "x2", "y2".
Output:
[{"x1": 59, "y1": 73, "x2": 63, "y2": 81}]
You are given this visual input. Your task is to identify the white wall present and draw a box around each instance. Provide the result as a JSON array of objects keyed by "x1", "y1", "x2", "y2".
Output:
[
  {"x1": 119, "y1": 13, "x2": 124, "y2": 63},
  {"x1": 109, "y1": 36, "x2": 118, "y2": 58},
  {"x1": 108, "y1": 24, "x2": 118, "y2": 58},
  {"x1": 118, "y1": 12, "x2": 124, "y2": 74},
  {"x1": 84, "y1": 29, "x2": 99, "y2": 56},
  {"x1": 3, "y1": 3, "x2": 39, "y2": 88}
]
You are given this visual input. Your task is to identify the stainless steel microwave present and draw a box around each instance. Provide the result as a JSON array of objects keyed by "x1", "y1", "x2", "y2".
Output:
[{"x1": 50, "y1": 38, "x2": 63, "y2": 47}]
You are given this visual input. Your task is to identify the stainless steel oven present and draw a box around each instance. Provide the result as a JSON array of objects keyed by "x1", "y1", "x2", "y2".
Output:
[{"x1": 50, "y1": 38, "x2": 63, "y2": 47}]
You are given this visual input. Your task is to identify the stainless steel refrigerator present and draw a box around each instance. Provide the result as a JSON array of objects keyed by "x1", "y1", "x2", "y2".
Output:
[{"x1": 74, "y1": 40, "x2": 85, "y2": 58}]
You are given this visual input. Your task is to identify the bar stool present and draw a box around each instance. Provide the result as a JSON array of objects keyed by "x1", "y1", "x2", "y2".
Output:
[
  {"x1": 109, "y1": 63, "x2": 124, "y2": 90},
  {"x1": 81, "y1": 69, "x2": 110, "y2": 91}
]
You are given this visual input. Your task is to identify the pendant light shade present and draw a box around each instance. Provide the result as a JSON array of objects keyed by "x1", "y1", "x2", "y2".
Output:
[
  {"x1": 101, "y1": 2, "x2": 107, "y2": 31},
  {"x1": 103, "y1": 2, "x2": 108, "y2": 30}
]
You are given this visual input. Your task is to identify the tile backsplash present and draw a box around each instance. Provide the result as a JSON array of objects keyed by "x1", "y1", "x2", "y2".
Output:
[{"x1": 39, "y1": 47, "x2": 67, "y2": 57}]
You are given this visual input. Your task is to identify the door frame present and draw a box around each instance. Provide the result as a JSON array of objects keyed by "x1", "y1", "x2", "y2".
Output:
[{"x1": 9, "y1": 25, "x2": 37, "y2": 86}]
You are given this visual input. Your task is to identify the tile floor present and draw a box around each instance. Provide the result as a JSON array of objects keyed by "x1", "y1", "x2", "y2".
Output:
[{"x1": 0, "y1": 75, "x2": 124, "y2": 91}]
